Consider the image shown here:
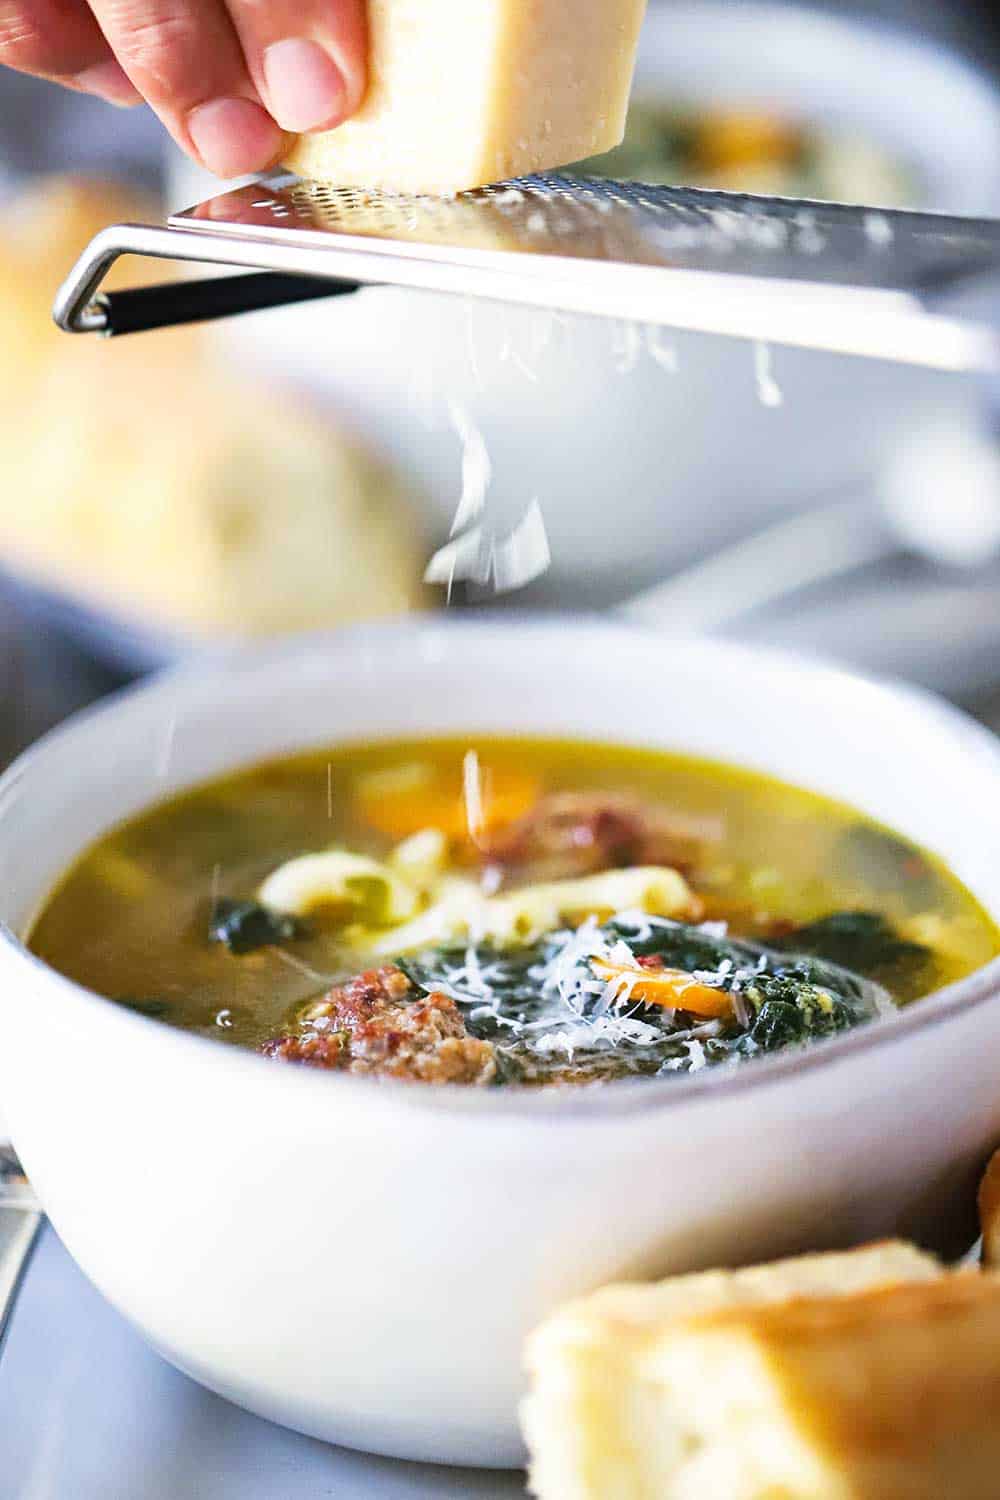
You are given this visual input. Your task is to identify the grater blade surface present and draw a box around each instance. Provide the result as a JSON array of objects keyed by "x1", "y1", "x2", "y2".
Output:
[
  {"x1": 55, "y1": 172, "x2": 1000, "y2": 367},
  {"x1": 176, "y1": 173, "x2": 1000, "y2": 294}
]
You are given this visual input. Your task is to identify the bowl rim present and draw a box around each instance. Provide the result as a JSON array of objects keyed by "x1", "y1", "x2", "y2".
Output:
[
  {"x1": 2, "y1": 614, "x2": 1000, "y2": 1124},
  {"x1": 632, "y1": 1, "x2": 1000, "y2": 217}
]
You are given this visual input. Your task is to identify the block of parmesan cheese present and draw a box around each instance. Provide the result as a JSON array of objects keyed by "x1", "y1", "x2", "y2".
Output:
[
  {"x1": 520, "y1": 1241, "x2": 1000, "y2": 1500},
  {"x1": 284, "y1": 0, "x2": 649, "y2": 195}
]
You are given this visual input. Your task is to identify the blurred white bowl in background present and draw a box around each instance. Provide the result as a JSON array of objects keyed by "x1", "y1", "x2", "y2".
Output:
[{"x1": 169, "y1": 3, "x2": 1000, "y2": 607}]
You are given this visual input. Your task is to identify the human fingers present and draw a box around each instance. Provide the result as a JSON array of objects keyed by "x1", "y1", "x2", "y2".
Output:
[
  {"x1": 225, "y1": 0, "x2": 366, "y2": 134},
  {"x1": 87, "y1": 0, "x2": 284, "y2": 174},
  {"x1": 0, "y1": 0, "x2": 140, "y2": 103}
]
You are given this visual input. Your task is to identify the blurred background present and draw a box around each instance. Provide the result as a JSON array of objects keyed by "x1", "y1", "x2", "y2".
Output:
[{"x1": 2, "y1": 0, "x2": 1000, "y2": 761}]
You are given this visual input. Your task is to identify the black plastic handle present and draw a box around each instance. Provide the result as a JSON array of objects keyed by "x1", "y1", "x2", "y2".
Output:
[{"x1": 96, "y1": 271, "x2": 361, "y2": 336}]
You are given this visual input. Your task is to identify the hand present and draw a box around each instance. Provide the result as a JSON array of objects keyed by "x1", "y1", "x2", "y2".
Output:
[{"x1": 0, "y1": 0, "x2": 367, "y2": 176}]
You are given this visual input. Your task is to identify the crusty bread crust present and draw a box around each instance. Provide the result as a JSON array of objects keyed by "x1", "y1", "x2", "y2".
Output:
[
  {"x1": 978, "y1": 1148, "x2": 1000, "y2": 1266},
  {"x1": 678, "y1": 1272, "x2": 1000, "y2": 1500},
  {"x1": 522, "y1": 1241, "x2": 1000, "y2": 1500}
]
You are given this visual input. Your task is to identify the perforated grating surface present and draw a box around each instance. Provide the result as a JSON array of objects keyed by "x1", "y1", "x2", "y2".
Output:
[
  {"x1": 175, "y1": 172, "x2": 1000, "y2": 292},
  {"x1": 37, "y1": 170, "x2": 971, "y2": 363}
]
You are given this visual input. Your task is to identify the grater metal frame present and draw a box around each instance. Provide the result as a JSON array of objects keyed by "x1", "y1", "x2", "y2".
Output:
[{"x1": 53, "y1": 172, "x2": 1000, "y2": 370}]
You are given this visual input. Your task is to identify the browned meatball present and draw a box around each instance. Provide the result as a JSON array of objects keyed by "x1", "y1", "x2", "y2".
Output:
[
  {"x1": 481, "y1": 791, "x2": 723, "y2": 885},
  {"x1": 261, "y1": 964, "x2": 496, "y2": 1086}
]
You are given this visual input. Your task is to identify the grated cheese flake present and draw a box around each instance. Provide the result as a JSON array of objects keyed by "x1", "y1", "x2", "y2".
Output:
[
  {"x1": 462, "y1": 749, "x2": 486, "y2": 845},
  {"x1": 753, "y1": 341, "x2": 784, "y2": 409},
  {"x1": 447, "y1": 401, "x2": 492, "y2": 535}
]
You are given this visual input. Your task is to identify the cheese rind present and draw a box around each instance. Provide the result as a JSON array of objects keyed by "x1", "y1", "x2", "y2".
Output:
[
  {"x1": 523, "y1": 1241, "x2": 950, "y2": 1500},
  {"x1": 284, "y1": 0, "x2": 649, "y2": 195}
]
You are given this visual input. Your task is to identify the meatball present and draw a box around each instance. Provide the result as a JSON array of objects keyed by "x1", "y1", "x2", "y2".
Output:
[
  {"x1": 261, "y1": 964, "x2": 496, "y2": 1086},
  {"x1": 481, "y1": 791, "x2": 722, "y2": 885}
]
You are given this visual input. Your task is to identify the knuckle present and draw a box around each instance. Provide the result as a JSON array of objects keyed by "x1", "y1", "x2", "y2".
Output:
[
  {"x1": 0, "y1": 3, "x2": 57, "y2": 70},
  {"x1": 102, "y1": 1, "x2": 196, "y2": 90}
]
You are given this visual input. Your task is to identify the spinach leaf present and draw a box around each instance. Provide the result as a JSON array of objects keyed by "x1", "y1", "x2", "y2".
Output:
[
  {"x1": 208, "y1": 898, "x2": 303, "y2": 956},
  {"x1": 774, "y1": 911, "x2": 930, "y2": 990},
  {"x1": 731, "y1": 977, "x2": 862, "y2": 1055},
  {"x1": 399, "y1": 913, "x2": 890, "y2": 1084},
  {"x1": 605, "y1": 919, "x2": 874, "y2": 1007},
  {"x1": 117, "y1": 996, "x2": 172, "y2": 1019}
]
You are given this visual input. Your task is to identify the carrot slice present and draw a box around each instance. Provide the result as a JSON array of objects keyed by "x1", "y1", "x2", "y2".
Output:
[
  {"x1": 694, "y1": 111, "x2": 800, "y2": 172},
  {"x1": 590, "y1": 957, "x2": 732, "y2": 1018},
  {"x1": 356, "y1": 766, "x2": 540, "y2": 844}
]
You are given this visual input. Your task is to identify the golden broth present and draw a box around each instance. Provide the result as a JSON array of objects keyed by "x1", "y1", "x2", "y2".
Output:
[{"x1": 29, "y1": 737, "x2": 1000, "y2": 1057}]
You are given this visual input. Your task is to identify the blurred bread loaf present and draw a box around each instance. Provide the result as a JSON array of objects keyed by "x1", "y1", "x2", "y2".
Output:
[
  {"x1": 0, "y1": 175, "x2": 427, "y2": 638},
  {"x1": 523, "y1": 1240, "x2": 1000, "y2": 1500},
  {"x1": 0, "y1": 176, "x2": 201, "y2": 383}
]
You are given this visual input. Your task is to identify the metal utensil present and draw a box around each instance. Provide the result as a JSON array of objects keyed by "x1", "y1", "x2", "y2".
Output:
[
  {"x1": 625, "y1": 408, "x2": 1000, "y2": 636},
  {"x1": 0, "y1": 1145, "x2": 43, "y2": 1361},
  {"x1": 53, "y1": 173, "x2": 1000, "y2": 370}
]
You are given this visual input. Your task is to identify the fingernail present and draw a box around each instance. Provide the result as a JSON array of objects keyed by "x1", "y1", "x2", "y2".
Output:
[
  {"x1": 74, "y1": 59, "x2": 142, "y2": 107},
  {"x1": 187, "y1": 97, "x2": 284, "y2": 177},
  {"x1": 263, "y1": 39, "x2": 347, "y2": 133}
]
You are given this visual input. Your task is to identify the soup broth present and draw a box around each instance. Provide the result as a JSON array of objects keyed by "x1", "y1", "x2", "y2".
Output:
[{"x1": 29, "y1": 737, "x2": 999, "y2": 1088}]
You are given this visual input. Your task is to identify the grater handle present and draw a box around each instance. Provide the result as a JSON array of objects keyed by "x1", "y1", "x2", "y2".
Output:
[
  {"x1": 94, "y1": 271, "x2": 360, "y2": 336},
  {"x1": 52, "y1": 223, "x2": 364, "y2": 336},
  {"x1": 53, "y1": 206, "x2": 1000, "y2": 367}
]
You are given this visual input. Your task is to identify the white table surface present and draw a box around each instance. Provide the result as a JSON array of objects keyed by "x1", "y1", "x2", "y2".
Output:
[{"x1": 0, "y1": 1229, "x2": 528, "y2": 1500}]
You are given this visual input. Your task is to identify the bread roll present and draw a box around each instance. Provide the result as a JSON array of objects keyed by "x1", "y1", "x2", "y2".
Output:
[
  {"x1": 979, "y1": 1149, "x2": 1000, "y2": 1267},
  {"x1": 522, "y1": 1241, "x2": 1000, "y2": 1500}
]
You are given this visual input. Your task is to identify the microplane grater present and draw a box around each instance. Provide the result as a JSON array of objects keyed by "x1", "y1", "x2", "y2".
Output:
[{"x1": 53, "y1": 172, "x2": 1000, "y2": 369}]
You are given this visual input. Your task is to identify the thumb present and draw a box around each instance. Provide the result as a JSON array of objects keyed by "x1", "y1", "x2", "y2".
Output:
[{"x1": 230, "y1": 0, "x2": 367, "y2": 135}]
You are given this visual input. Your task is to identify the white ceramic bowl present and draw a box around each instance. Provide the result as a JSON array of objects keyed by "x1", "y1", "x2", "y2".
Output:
[{"x1": 1, "y1": 618, "x2": 1000, "y2": 1468}]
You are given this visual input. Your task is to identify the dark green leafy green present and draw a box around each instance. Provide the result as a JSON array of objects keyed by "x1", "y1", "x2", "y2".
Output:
[
  {"x1": 729, "y1": 982, "x2": 860, "y2": 1056},
  {"x1": 774, "y1": 911, "x2": 932, "y2": 992},
  {"x1": 117, "y1": 996, "x2": 172, "y2": 1019},
  {"x1": 208, "y1": 898, "x2": 303, "y2": 956},
  {"x1": 400, "y1": 914, "x2": 891, "y2": 1085}
]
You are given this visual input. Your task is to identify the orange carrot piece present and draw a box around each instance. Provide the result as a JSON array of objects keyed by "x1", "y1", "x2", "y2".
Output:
[
  {"x1": 590, "y1": 957, "x2": 732, "y2": 1018},
  {"x1": 357, "y1": 768, "x2": 540, "y2": 844}
]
